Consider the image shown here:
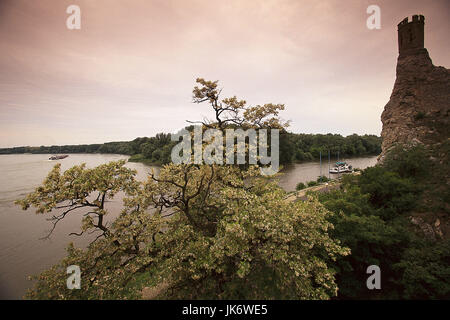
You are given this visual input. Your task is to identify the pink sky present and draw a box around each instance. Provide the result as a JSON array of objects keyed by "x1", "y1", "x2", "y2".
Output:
[{"x1": 0, "y1": 0, "x2": 449, "y2": 147}]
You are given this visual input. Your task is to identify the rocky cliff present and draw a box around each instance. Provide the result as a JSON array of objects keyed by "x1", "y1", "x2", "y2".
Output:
[
  {"x1": 380, "y1": 48, "x2": 450, "y2": 160},
  {"x1": 380, "y1": 14, "x2": 449, "y2": 161}
]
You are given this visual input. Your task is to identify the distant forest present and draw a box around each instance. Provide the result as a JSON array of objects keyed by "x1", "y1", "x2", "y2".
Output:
[{"x1": 0, "y1": 130, "x2": 381, "y2": 165}]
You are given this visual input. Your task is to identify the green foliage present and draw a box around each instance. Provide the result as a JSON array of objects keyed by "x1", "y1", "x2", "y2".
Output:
[
  {"x1": 383, "y1": 144, "x2": 431, "y2": 180},
  {"x1": 318, "y1": 184, "x2": 413, "y2": 298},
  {"x1": 153, "y1": 170, "x2": 349, "y2": 299},
  {"x1": 18, "y1": 79, "x2": 349, "y2": 300},
  {"x1": 295, "y1": 182, "x2": 306, "y2": 191},
  {"x1": 317, "y1": 146, "x2": 450, "y2": 299},
  {"x1": 359, "y1": 166, "x2": 418, "y2": 220},
  {"x1": 393, "y1": 240, "x2": 450, "y2": 299},
  {"x1": 128, "y1": 153, "x2": 146, "y2": 162},
  {"x1": 317, "y1": 175, "x2": 330, "y2": 183},
  {"x1": 307, "y1": 180, "x2": 318, "y2": 187}
]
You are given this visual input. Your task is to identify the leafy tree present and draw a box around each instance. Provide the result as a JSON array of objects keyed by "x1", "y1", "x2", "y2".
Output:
[
  {"x1": 16, "y1": 161, "x2": 141, "y2": 243},
  {"x1": 141, "y1": 142, "x2": 156, "y2": 159},
  {"x1": 359, "y1": 166, "x2": 418, "y2": 220},
  {"x1": 383, "y1": 144, "x2": 430, "y2": 179},
  {"x1": 393, "y1": 239, "x2": 450, "y2": 299},
  {"x1": 17, "y1": 79, "x2": 348, "y2": 300},
  {"x1": 318, "y1": 183, "x2": 412, "y2": 299}
]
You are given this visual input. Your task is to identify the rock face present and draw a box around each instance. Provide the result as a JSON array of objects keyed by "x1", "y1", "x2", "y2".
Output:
[{"x1": 379, "y1": 15, "x2": 450, "y2": 160}]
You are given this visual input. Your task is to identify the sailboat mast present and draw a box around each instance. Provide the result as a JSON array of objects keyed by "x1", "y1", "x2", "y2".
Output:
[
  {"x1": 328, "y1": 150, "x2": 330, "y2": 179},
  {"x1": 320, "y1": 151, "x2": 322, "y2": 179}
]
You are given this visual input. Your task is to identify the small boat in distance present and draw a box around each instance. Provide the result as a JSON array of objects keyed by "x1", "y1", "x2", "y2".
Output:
[
  {"x1": 329, "y1": 161, "x2": 353, "y2": 174},
  {"x1": 49, "y1": 154, "x2": 69, "y2": 160}
]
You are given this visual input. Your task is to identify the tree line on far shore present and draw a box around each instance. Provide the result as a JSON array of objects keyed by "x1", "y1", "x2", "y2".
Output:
[{"x1": 0, "y1": 131, "x2": 381, "y2": 165}]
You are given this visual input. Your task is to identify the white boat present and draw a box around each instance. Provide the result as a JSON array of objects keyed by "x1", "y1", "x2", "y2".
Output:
[
  {"x1": 329, "y1": 161, "x2": 353, "y2": 174},
  {"x1": 49, "y1": 154, "x2": 69, "y2": 160}
]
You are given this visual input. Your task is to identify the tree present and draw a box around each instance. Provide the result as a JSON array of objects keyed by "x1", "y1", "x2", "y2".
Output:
[
  {"x1": 17, "y1": 79, "x2": 349, "y2": 300},
  {"x1": 189, "y1": 78, "x2": 289, "y2": 130},
  {"x1": 16, "y1": 161, "x2": 139, "y2": 240},
  {"x1": 359, "y1": 166, "x2": 418, "y2": 220}
]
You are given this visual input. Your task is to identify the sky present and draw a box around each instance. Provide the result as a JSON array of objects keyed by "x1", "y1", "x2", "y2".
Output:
[{"x1": 0, "y1": 0, "x2": 449, "y2": 147}]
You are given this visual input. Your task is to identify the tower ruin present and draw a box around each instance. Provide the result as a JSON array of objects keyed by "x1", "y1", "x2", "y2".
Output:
[
  {"x1": 397, "y1": 15, "x2": 425, "y2": 56},
  {"x1": 380, "y1": 14, "x2": 450, "y2": 163}
]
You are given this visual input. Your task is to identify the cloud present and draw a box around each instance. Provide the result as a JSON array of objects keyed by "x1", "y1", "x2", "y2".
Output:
[{"x1": 0, "y1": 0, "x2": 449, "y2": 147}]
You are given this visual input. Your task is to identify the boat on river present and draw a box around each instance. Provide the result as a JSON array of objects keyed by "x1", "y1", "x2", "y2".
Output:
[
  {"x1": 49, "y1": 155, "x2": 69, "y2": 160},
  {"x1": 329, "y1": 161, "x2": 353, "y2": 174}
]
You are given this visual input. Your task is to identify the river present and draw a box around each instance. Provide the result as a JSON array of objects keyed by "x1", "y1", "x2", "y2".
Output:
[{"x1": 0, "y1": 153, "x2": 377, "y2": 299}]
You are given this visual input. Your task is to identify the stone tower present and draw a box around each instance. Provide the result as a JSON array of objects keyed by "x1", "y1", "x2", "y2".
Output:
[
  {"x1": 397, "y1": 15, "x2": 425, "y2": 56},
  {"x1": 380, "y1": 14, "x2": 449, "y2": 162}
]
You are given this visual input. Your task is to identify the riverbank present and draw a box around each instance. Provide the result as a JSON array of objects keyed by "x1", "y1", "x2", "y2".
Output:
[
  {"x1": 127, "y1": 154, "x2": 165, "y2": 166},
  {"x1": 284, "y1": 171, "x2": 361, "y2": 203}
]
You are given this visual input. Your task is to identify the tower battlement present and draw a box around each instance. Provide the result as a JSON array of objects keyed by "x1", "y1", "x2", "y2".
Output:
[{"x1": 397, "y1": 15, "x2": 425, "y2": 55}]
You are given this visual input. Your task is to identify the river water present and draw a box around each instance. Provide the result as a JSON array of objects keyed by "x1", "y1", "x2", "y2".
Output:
[{"x1": 0, "y1": 153, "x2": 377, "y2": 299}]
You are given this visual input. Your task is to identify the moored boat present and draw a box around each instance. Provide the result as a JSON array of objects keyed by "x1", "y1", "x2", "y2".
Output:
[
  {"x1": 329, "y1": 161, "x2": 352, "y2": 174},
  {"x1": 49, "y1": 154, "x2": 69, "y2": 160}
]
